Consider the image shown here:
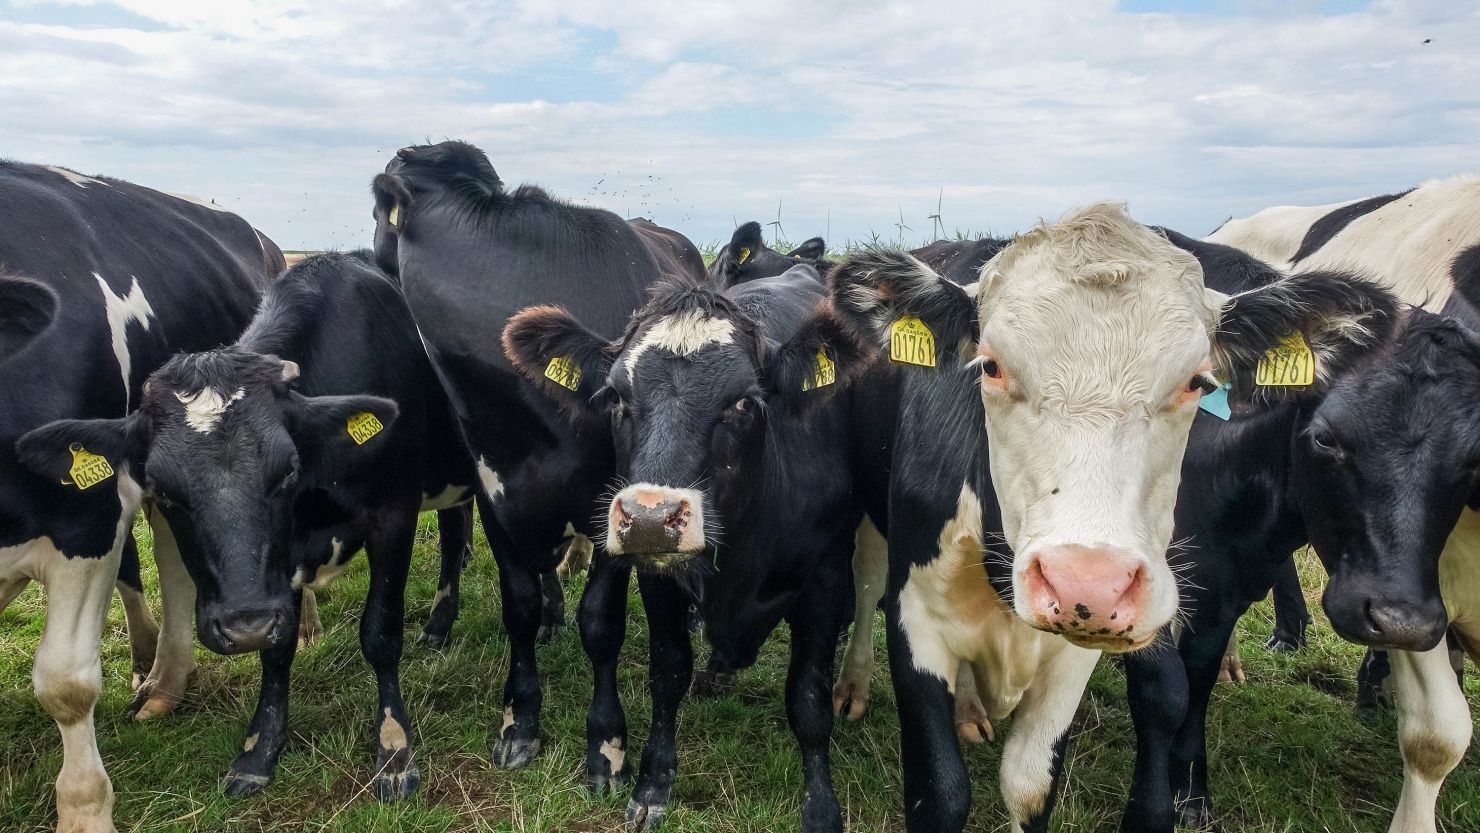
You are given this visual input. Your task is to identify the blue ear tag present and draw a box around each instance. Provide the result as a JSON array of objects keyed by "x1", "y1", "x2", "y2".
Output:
[{"x1": 1199, "y1": 383, "x2": 1232, "y2": 421}]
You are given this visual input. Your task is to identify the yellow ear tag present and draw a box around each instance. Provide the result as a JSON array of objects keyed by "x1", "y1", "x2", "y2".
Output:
[
  {"x1": 737, "y1": 246, "x2": 751, "y2": 265},
  {"x1": 890, "y1": 315, "x2": 937, "y2": 367},
  {"x1": 346, "y1": 412, "x2": 385, "y2": 445},
  {"x1": 1255, "y1": 331, "x2": 1315, "y2": 387},
  {"x1": 803, "y1": 348, "x2": 836, "y2": 391},
  {"x1": 544, "y1": 355, "x2": 582, "y2": 391},
  {"x1": 387, "y1": 204, "x2": 400, "y2": 227},
  {"x1": 66, "y1": 443, "x2": 115, "y2": 491}
]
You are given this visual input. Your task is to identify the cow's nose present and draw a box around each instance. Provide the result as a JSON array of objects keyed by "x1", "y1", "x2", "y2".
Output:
[
  {"x1": 209, "y1": 607, "x2": 286, "y2": 655},
  {"x1": 1021, "y1": 544, "x2": 1148, "y2": 644},
  {"x1": 612, "y1": 487, "x2": 692, "y2": 554},
  {"x1": 1360, "y1": 598, "x2": 1448, "y2": 651}
]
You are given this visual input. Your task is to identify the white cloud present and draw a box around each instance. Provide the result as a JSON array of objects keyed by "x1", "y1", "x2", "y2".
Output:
[{"x1": 0, "y1": 0, "x2": 1476, "y2": 250}]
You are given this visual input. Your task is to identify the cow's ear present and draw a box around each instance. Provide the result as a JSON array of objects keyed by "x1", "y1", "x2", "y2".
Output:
[
  {"x1": 0, "y1": 276, "x2": 59, "y2": 362},
  {"x1": 710, "y1": 221, "x2": 765, "y2": 288},
  {"x1": 786, "y1": 237, "x2": 827, "y2": 263},
  {"x1": 829, "y1": 249, "x2": 978, "y2": 367},
  {"x1": 502, "y1": 305, "x2": 615, "y2": 409},
  {"x1": 372, "y1": 173, "x2": 412, "y2": 234},
  {"x1": 764, "y1": 301, "x2": 868, "y2": 416},
  {"x1": 1212, "y1": 269, "x2": 1399, "y2": 405},
  {"x1": 15, "y1": 414, "x2": 146, "y2": 492},
  {"x1": 287, "y1": 393, "x2": 399, "y2": 478}
]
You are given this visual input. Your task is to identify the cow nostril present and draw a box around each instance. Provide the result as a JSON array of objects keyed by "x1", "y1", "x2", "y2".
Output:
[
  {"x1": 664, "y1": 500, "x2": 690, "y2": 531},
  {"x1": 1363, "y1": 598, "x2": 1384, "y2": 635}
]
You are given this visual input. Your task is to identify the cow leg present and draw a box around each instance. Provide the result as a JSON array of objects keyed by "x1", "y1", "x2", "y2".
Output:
[
  {"x1": 888, "y1": 597, "x2": 969, "y2": 833},
  {"x1": 784, "y1": 557, "x2": 850, "y2": 833},
  {"x1": 1266, "y1": 553, "x2": 1311, "y2": 651},
  {"x1": 296, "y1": 588, "x2": 323, "y2": 648},
  {"x1": 116, "y1": 533, "x2": 158, "y2": 690},
  {"x1": 1000, "y1": 642, "x2": 1100, "y2": 833},
  {"x1": 627, "y1": 573, "x2": 694, "y2": 832},
  {"x1": 1120, "y1": 628, "x2": 1186, "y2": 833},
  {"x1": 1168, "y1": 615, "x2": 1238, "y2": 830},
  {"x1": 537, "y1": 570, "x2": 565, "y2": 645},
  {"x1": 954, "y1": 662, "x2": 994, "y2": 743},
  {"x1": 128, "y1": 508, "x2": 195, "y2": 720},
  {"x1": 692, "y1": 652, "x2": 738, "y2": 698},
  {"x1": 1357, "y1": 647, "x2": 1394, "y2": 721},
  {"x1": 582, "y1": 554, "x2": 633, "y2": 794},
  {"x1": 36, "y1": 544, "x2": 122, "y2": 833},
  {"x1": 222, "y1": 604, "x2": 300, "y2": 797},
  {"x1": 419, "y1": 504, "x2": 472, "y2": 648},
  {"x1": 483, "y1": 502, "x2": 545, "y2": 770},
  {"x1": 363, "y1": 511, "x2": 420, "y2": 800},
  {"x1": 1388, "y1": 642, "x2": 1472, "y2": 833},
  {"x1": 834, "y1": 517, "x2": 886, "y2": 720},
  {"x1": 1217, "y1": 630, "x2": 1244, "y2": 684}
]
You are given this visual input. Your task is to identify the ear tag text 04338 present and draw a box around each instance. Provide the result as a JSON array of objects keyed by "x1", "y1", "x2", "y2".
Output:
[
  {"x1": 66, "y1": 443, "x2": 115, "y2": 491},
  {"x1": 545, "y1": 355, "x2": 582, "y2": 391},
  {"x1": 347, "y1": 412, "x2": 385, "y2": 445},
  {"x1": 890, "y1": 315, "x2": 936, "y2": 367},
  {"x1": 1255, "y1": 331, "x2": 1315, "y2": 387},
  {"x1": 803, "y1": 348, "x2": 836, "y2": 391}
]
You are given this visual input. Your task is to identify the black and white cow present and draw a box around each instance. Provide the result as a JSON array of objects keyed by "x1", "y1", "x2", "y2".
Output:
[
  {"x1": 370, "y1": 140, "x2": 705, "y2": 773},
  {"x1": 1, "y1": 161, "x2": 282, "y2": 833},
  {"x1": 708, "y1": 221, "x2": 830, "y2": 287},
  {"x1": 503, "y1": 264, "x2": 866, "y2": 831},
  {"x1": 826, "y1": 202, "x2": 1394, "y2": 833},
  {"x1": 21, "y1": 251, "x2": 477, "y2": 801}
]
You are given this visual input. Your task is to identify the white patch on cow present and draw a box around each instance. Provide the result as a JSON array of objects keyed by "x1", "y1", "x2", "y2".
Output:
[
  {"x1": 1290, "y1": 174, "x2": 1480, "y2": 312},
  {"x1": 1204, "y1": 198, "x2": 1361, "y2": 268},
  {"x1": 165, "y1": 191, "x2": 234, "y2": 213},
  {"x1": 500, "y1": 705, "x2": 515, "y2": 733},
  {"x1": 836, "y1": 517, "x2": 887, "y2": 717},
  {"x1": 622, "y1": 310, "x2": 735, "y2": 386},
  {"x1": 243, "y1": 732, "x2": 259, "y2": 753},
  {"x1": 599, "y1": 737, "x2": 626, "y2": 774},
  {"x1": 44, "y1": 165, "x2": 106, "y2": 188},
  {"x1": 95, "y1": 273, "x2": 155, "y2": 409},
  {"x1": 476, "y1": 458, "x2": 505, "y2": 502},
  {"x1": 292, "y1": 537, "x2": 352, "y2": 592},
  {"x1": 379, "y1": 707, "x2": 409, "y2": 751},
  {"x1": 134, "y1": 503, "x2": 195, "y2": 721},
  {"x1": 420, "y1": 484, "x2": 469, "y2": 512},
  {"x1": 173, "y1": 387, "x2": 245, "y2": 434},
  {"x1": 1388, "y1": 638, "x2": 1472, "y2": 833}
]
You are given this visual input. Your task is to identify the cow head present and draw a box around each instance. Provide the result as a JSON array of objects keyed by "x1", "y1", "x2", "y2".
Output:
[
  {"x1": 831, "y1": 202, "x2": 1393, "y2": 651},
  {"x1": 16, "y1": 349, "x2": 397, "y2": 654},
  {"x1": 503, "y1": 269, "x2": 863, "y2": 572},
  {"x1": 1291, "y1": 308, "x2": 1480, "y2": 651},
  {"x1": 0, "y1": 275, "x2": 59, "y2": 363},
  {"x1": 709, "y1": 221, "x2": 829, "y2": 287},
  {"x1": 370, "y1": 141, "x2": 504, "y2": 279}
]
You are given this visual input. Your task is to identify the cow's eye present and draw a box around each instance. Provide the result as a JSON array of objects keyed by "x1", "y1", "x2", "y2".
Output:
[
  {"x1": 734, "y1": 398, "x2": 748, "y2": 412},
  {"x1": 275, "y1": 470, "x2": 298, "y2": 493},
  {"x1": 1311, "y1": 428, "x2": 1338, "y2": 452},
  {"x1": 982, "y1": 359, "x2": 1002, "y2": 379},
  {"x1": 1189, "y1": 373, "x2": 1219, "y2": 395}
]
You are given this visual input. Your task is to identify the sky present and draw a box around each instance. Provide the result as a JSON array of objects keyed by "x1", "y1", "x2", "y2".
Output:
[{"x1": 1, "y1": 0, "x2": 1475, "y2": 251}]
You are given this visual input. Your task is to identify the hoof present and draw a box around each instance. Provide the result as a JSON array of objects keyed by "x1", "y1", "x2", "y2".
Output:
[
  {"x1": 371, "y1": 760, "x2": 421, "y2": 802},
  {"x1": 956, "y1": 719, "x2": 994, "y2": 744},
  {"x1": 416, "y1": 628, "x2": 451, "y2": 649},
  {"x1": 221, "y1": 770, "x2": 272, "y2": 798},
  {"x1": 1176, "y1": 797, "x2": 1218, "y2": 831},
  {"x1": 126, "y1": 685, "x2": 181, "y2": 721},
  {"x1": 588, "y1": 767, "x2": 630, "y2": 796},
  {"x1": 627, "y1": 799, "x2": 668, "y2": 832},
  {"x1": 535, "y1": 622, "x2": 565, "y2": 646},
  {"x1": 1217, "y1": 653, "x2": 1246, "y2": 684},
  {"x1": 1265, "y1": 635, "x2": 1303, "y2": 653},
  {"x1": 1355, "y1": 701, "x2": 1386, "y2": 723},
  {"x1": 491, "y1": 736, "x2": 542, "y2": 770},
  {"x1": 691, "y1": 668, "x2": 736, "y2": 698},
  {"x1": 832, "y1": 679, "x2": 869, "y2": 721},
  {"x1": 55, "y1": 814, "x2": 118, "y2": 833}
]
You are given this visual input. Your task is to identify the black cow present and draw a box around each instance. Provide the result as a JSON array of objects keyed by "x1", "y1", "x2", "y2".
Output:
[
  {"x1": 370, "y1": 140, "x2": 705, "y2": 773},
  {"x1": 825, "y1": 206, "x2": 1397, "y2": 833},
  {"x1": 22, "y1": 251, "x2": 477, "y2": 801},
  {"x1": 1, "y1": 161, "x2": 281, "y2": 833},
  {"x1": 503, "y1": 264, "x2": 867, "y2": 831},
  {"x1": 708, "y1": 220, "x2": 830, "y2": 287}
]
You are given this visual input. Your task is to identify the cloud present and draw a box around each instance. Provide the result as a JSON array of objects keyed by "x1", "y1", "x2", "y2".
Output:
[{"x1": 1, "y1": 0, "x2": 1475, "y2": 250}]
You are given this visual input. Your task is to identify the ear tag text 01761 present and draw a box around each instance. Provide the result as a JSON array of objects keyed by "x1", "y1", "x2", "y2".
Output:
[
  {"x1": 889, "y1": 315, "x2": 937, "y2": 367},
  {"x1": 545, "y1": 355, "x2": 582, "y2": 391},
  {"x1": 1255, "y1": 331, "x2": 1315, "y2": 387},
  {"x1": 347, "y1": 412, "x2": 385, "y2": 445},
  {"x1": 65, "y1": 443, "x2": 115, "y2": 491},
  {"x1": 803, "y1": 348, "x2": 836, "y2": 391}
]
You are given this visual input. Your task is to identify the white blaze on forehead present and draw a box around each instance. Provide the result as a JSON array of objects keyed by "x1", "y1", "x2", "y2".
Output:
[
  {"x1": 96, "y1": 274, "x2": 155, "y2": 409},
  {"x1": 173, "y1": 387, "x2": 245, "y2": 434},
  {"x1": 622, "y1": 309, "x2": 736, "y2": 384},
  {"x1": 44, "y1": 165, "x2": 106, "y2": 188}
]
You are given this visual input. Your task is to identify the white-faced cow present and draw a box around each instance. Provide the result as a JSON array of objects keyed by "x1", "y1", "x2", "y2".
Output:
[
  {"x1": 826, "y1": 202, "x2": 1395, "y2": 833},
  {"x1": 1, "y1": 162, "x2": 282, "y2": 833},
  {"x1": 370, "y1": 140, "x2": 705, "y2": 773},
  {"x1": 22, "y1": 252, "x2": 478, "y2": 802},
  {"x1": 708, "y1": 221, "x2": 830, "y2": 287}
]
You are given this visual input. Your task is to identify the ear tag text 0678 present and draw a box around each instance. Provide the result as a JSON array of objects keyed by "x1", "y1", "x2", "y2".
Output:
[
  {"x1": 545, "y1": 355, "x2": 582, "y2": 391},
  {"x1": 388, "y1": 204, "x2": 400, "y2": 227},
  {"x1": 1255, "y1": 331, "x2": 1315, "y2": 387},
  {"x1": 803, "y1": 348, "x2": 836, "y2": 391},
  {"x1": 65, "y1": 443, "x2": 115, "y2": 491},
  {"x1": 347, "y1": 412, "x2": 385, "y2": 445},
  {"x1": 890, "y1": 315, "x2": 936, "y2": 367}
]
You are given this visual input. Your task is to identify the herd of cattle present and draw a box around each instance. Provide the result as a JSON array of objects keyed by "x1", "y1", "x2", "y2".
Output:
[{"x1": 1, "y1": 143, "x2": 1477, "y2": 833}]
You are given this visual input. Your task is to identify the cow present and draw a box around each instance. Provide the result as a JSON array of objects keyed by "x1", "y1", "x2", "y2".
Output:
[
  {"x1": 1, "y1": 161, "x2": 282, "y2": 833},
  {"x1": 20, "y1": 251, "x2": 477, "y2": 801},
  {"x1": 826, "y1": 202, "x2": 1395, "y2": 833},
  {"x1": 708, "y1": 220, "x2": 830, "y2": 287},
  {"x1": 503, "y1": 262, "x2": 867, "y2": 831},
  {"x1": 369, "y1": 140, "x2": 705, "y2": 776}
]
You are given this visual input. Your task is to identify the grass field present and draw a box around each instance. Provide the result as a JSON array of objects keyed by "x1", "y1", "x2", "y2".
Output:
[{"x1": 3, "y1": 515, "x2": 1479, "y2": 833}]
